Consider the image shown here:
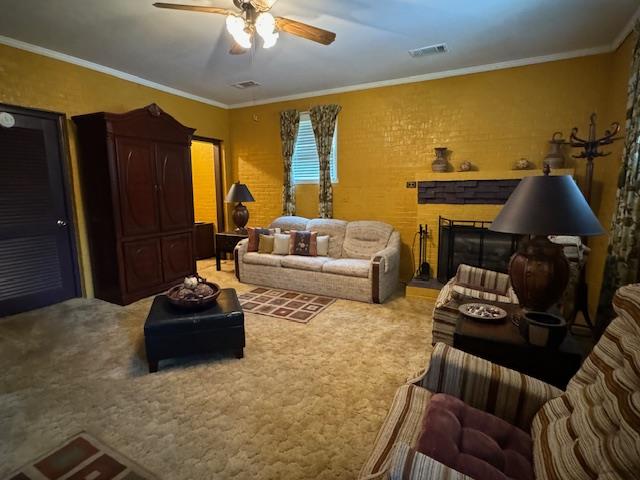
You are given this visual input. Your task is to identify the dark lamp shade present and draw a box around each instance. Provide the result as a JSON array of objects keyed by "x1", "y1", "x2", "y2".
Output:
[
  {"x1": 225, "y1": 182, "x2": 255, "y2": 203},
  {"x1": 489, "y1": 175, "x2": 604, "y2": 236}
]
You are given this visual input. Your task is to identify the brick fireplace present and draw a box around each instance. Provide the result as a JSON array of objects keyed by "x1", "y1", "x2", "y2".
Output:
[{"x1": 413, "y1": 168, "x2": 575, "y2": 288}]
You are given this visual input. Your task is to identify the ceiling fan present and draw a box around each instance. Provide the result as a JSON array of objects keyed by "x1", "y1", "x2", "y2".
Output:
[{"x1": 153, "y1": 0, "x2": 336, "y2": 54}]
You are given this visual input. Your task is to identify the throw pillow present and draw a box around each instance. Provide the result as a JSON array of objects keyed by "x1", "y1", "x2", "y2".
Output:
[
  {"x1": 258, "y1": 234, "x2": 275, "y2": 254},
  {"x1": 272, "y1": 234, "x2": 291, "y2": 255},
  {"x1": 289, "y1": 230, "x2": 318, "y2": 256},
  {"x1": 317, "y1": 235, "x2": 330, "y2": 256},
  {"x1": 247, "y1": 227, "x2": 272, "y2": 252}
]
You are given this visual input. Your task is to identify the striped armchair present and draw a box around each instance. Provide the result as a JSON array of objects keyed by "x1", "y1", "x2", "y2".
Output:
[
  {"x1": 432, "y1": 264, "x2": 519, "y2": 346},
  {"x1": 360, "y1": 284, "x2": 640, "y2": 480}
]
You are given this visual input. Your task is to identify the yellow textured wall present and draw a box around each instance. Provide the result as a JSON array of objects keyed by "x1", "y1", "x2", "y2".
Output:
[
  {"x1": 191, "y1": 140, "x2": 217, "y2": 224},
  {"x1": 586, "y1": 33, "x2": 635, "y2": 315},
  {"x1": 230, "y1": 54, "x2": 613, "y2": 287},
  {"x1": 0, "y1": 44, "x2": 230, "y2": 297}
]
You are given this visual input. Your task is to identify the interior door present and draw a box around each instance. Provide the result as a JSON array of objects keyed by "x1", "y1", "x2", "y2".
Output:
[
  {"x1": 155, "y1": 143, "x2": 194, "y2": 231},
  {"x1": 0, "y1": 105, "x2": 80, "y2": 316},
  {"x1": 115, "y1": 137, "x2": 160, "y2": 237}
]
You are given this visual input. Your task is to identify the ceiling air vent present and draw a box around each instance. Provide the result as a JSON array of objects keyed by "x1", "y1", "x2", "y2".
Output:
[
  {"x1": 408, "y1": 43, "x2": 448, "y2": 58},
  {"x1": 232, "y1": 80, "x2": 261, "y2": 90}
]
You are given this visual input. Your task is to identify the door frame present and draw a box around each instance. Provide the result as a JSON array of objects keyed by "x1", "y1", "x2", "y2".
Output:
[
  {"x1": 0, "y1": 102, "x2": 82, "y2": 298},
  {"x1": 192, "y1": 135, "x2": 226, "y2": 232}
]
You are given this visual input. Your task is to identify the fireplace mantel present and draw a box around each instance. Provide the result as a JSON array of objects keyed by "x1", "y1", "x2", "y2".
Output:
[{"x1": 417, "y1": 167, "x2": 574, "y2": 182}]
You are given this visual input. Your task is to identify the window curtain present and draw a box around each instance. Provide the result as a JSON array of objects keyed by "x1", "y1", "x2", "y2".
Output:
[
  {"x1": 280, "y1": 109, "x2": 300, "y2": 216},
  {"x1": 310, "y1": 104, "x2": 341, "y2": 219},
  {"x1": 598, "y1": 25, "x2": 640, "y2": 324}
]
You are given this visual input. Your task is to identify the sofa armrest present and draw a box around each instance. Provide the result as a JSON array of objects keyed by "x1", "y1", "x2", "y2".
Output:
[
  {"x1": 388, "y1": 444, "x2": 473, "y2": 480},
  {"x1": 372, "y1": 231, "x2": 401, "y2": 274},
  {"x1": 410, "y1": 343, "x2": 562, "y2": 430},
  {"x1": 233, "y1": 239, "x2": 249, "y2": 281}
]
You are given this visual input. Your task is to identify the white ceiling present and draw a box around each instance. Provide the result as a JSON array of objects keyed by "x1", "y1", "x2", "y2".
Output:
[{"x1": 0, "y1": 0, "x2": 637, "y2": 107}]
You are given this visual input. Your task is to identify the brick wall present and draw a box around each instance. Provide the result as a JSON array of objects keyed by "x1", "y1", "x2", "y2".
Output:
[{"x1": 230, "y1": 53, "x2": 612, "y2": 282}]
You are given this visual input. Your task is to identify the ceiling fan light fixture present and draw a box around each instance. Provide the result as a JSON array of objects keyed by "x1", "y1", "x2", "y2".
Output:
[
  {"x1": 226, "y1": 14, "x2": 252, "y2": 49},
  {"x1": 256, "y1": 12, "x2": 278, "y2": 48}
]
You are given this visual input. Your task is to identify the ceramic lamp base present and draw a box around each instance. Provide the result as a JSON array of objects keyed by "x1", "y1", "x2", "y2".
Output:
[
  {"x1": 509, "y1": 236, "x2": 569, "y2": 311},
  {"x1": 232, "y1": 202, "x2": 249, "y2": 232}
]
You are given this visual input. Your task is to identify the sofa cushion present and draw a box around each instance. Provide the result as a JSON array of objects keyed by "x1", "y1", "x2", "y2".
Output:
[
  {"x1": 243, "y1": 252, "x2": 282, "y2": 267},
  {"x1": 322, "y1": 259, "x2": 370, "y2": 278},
  {"x1": 417, "y1": 393, "x2": 534, "y2": 480},
  {"x1": 281, "y1": 255, "x2": 330, "y2": 272},
  {"x1": 531, "y1": 284, "x2": 640, "y2": 480},
  {"x1": 269, "y1": 215, "x2": 310, "y2": 232},
  {"x1": 342, "y1": 221, "x2": 393, "y2": 259},
  {"x1": 307, "y1": 218, "x2": 348, "y2": 258}
]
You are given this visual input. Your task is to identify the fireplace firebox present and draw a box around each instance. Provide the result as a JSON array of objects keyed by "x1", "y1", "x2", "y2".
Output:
[{"x1": 437, "y1": 217, "x2": 520, "y2": 284}]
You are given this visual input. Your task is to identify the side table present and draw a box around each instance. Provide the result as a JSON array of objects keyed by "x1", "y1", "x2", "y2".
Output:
[
  {"x1": 453, "y1": 303, "x2": 590, "y2": 389},
  {"x1": 216, "y1": 231, "x2": 248, "y2": 271}
]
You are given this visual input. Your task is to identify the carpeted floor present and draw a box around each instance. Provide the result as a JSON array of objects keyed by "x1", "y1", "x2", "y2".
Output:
[{"x1": 0, "y1": 260, "x2": 434, "y2": 480}]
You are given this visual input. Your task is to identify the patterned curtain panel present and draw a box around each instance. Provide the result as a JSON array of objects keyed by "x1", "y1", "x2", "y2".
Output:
[
  {"x1": 310, "y1": 104, "x2": 341, "y2": 219},
  {"x1": 280, "y1": 109, "x2": 300, "y2": 215},
  {"x1": 598, "y1": 26, "x2": 640, "y2": 324}
]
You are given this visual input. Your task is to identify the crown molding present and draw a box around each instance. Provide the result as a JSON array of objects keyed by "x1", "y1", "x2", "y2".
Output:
[
  {"x1": 228, "y1": 45, "x2": 611, "y2": 109},
  {"x1": 0, "y1": 35, "x2": 229, "y2": 109},
  {"x1": 611, "y1": 5, "x2": 640, "y2": 51},
  {"x1": 0, "y1": 34, "x2": 623, "y2": 111}
]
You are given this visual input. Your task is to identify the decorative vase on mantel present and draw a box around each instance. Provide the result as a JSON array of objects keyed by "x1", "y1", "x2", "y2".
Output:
[
  {"x1": 431, "y1": 147, "x2": 449, "y2": 172},
  {"x1": 543, "y1": 131, "x2": 566, "y2": 169}
]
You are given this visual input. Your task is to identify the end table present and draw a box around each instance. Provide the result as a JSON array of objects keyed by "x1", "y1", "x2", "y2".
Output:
[
  {"x1": 215, "y1": 231, "x2": 248, "y2": 271},
  {"x1": 453, "y1": 301, "x2": 590, "y2": 389}
]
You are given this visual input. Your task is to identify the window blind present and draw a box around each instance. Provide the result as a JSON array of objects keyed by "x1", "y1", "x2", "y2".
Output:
[{"x1": 292, "y1": 112, "x2": 338, "y2": 184}]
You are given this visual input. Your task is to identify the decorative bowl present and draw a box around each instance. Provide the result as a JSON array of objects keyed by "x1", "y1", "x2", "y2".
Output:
[
  {"x1": 166, "y1": 275, "x2": 221, "y2": 310},
  {"x1": 519, "y1": 311, "x2": 567, "y2": 349},
  {"x1": 459, "y1": 303, "x2": 507, "y2": 323}
]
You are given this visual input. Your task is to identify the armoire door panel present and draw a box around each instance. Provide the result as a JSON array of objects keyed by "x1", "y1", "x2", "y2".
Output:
[
  {"x1": 161, "y1": 233, "x2": 194, "y2": 283},
  {"x1": 116, "y1": 138, "x2": 159, "y2": 237},
  {"x1": 156, "y1": 143, "x2": 193, "y2": 231},
  {"x1": 122, "y1": 238, "x2": 163, "y2": 293}
]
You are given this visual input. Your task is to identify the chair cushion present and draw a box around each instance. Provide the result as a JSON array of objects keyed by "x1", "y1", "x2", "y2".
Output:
[
  {"x1": 342, "y1": 221, "x2": 393, "y2": 259},
  {"x1": 269, "y1": 215, "x2": 310, "y2": 232},
  {"x1": 281, "y1": 255, "x2": 330, "y2": 272},
  {"x1": 243, "y1": 252, "x2": 282, "y2": 267},
  {"x1": 322, "y1": 259, "x2": 370, "y2": 278},
  {"x1": 417, "y1": 394, "x2": 534, "y2": 480},
  {"x1": 307, "y1": 218, "x2": 348, "y2": 258}
]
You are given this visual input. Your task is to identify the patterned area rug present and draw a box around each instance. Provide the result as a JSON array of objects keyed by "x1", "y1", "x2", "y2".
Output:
[
  {"x1": 238, "y1": 287, "x2": 336, "y2": 323},
  {"x1": 9, "y1": 432, "x2": 157, "y2": 480}
]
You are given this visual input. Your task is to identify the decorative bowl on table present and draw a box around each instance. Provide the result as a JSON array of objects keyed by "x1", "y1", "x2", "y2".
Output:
[
  {"x1": 519, "y1": 311, "x2": 567, "y2": 349},
  {"x1": 459, "y1": 303, "x2": 507, "y2": 323},
  {"x1": 166, "y1": 275, "x2": 221, "y2": 310}
]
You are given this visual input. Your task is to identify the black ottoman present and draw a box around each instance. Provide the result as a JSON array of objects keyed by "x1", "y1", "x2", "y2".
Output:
[{"x1": 144, "y1": 288, "x2": 245, "y2": 372}]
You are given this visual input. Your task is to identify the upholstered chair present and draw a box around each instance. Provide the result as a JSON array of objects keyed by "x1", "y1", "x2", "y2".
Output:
[{"x1": 360, "y1": 283, "x2": 640, "y2": 479}]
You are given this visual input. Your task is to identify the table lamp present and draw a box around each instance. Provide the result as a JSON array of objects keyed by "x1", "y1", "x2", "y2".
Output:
[
  {"x1": 225, "y1": 181, "x2": 255, "y2": 233},
  {"x1": 489, "y1": 166, "x2": 604, "y2": 311}
]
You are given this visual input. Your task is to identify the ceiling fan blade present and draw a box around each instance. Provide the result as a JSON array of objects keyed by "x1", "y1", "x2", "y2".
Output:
[
  {"x1": 153, "y1": 3, "x2": 232, "y2": 16},
  {"x1": 229, "y1": 42, "x2": 249, "y2": 55},
  {"x1": 275, "y1": 17, "x2": 336, "y2": 45}
]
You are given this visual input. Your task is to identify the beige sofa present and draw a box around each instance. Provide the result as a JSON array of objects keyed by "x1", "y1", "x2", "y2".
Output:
[{"x1": 233, "y1": 216, "x2": 400, "y2": 303}]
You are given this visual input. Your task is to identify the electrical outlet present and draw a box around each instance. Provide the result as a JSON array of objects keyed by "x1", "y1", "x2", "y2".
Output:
[{"x1": 406, "y1": 181, "x2": 417, "y2": 189}]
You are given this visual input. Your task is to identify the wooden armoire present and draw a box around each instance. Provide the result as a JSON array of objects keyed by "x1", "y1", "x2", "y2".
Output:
[{"x1": 73, "y1": 104, "x2": 196, "y2": 305}]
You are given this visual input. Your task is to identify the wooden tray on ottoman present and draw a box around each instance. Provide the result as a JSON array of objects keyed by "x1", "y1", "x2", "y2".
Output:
[{"x1": 143, "y1": 288, "x2": 244, "y2": 372}]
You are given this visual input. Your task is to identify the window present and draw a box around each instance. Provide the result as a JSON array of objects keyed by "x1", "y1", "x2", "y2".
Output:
[{"x1": 292, "y1": 112, "x2": 338, "y2": 184}]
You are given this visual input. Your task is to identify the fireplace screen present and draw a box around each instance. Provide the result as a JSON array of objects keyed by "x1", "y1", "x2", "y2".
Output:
[{"x1": 437, "y1": 217, "x2": 520, "y2": 283}]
